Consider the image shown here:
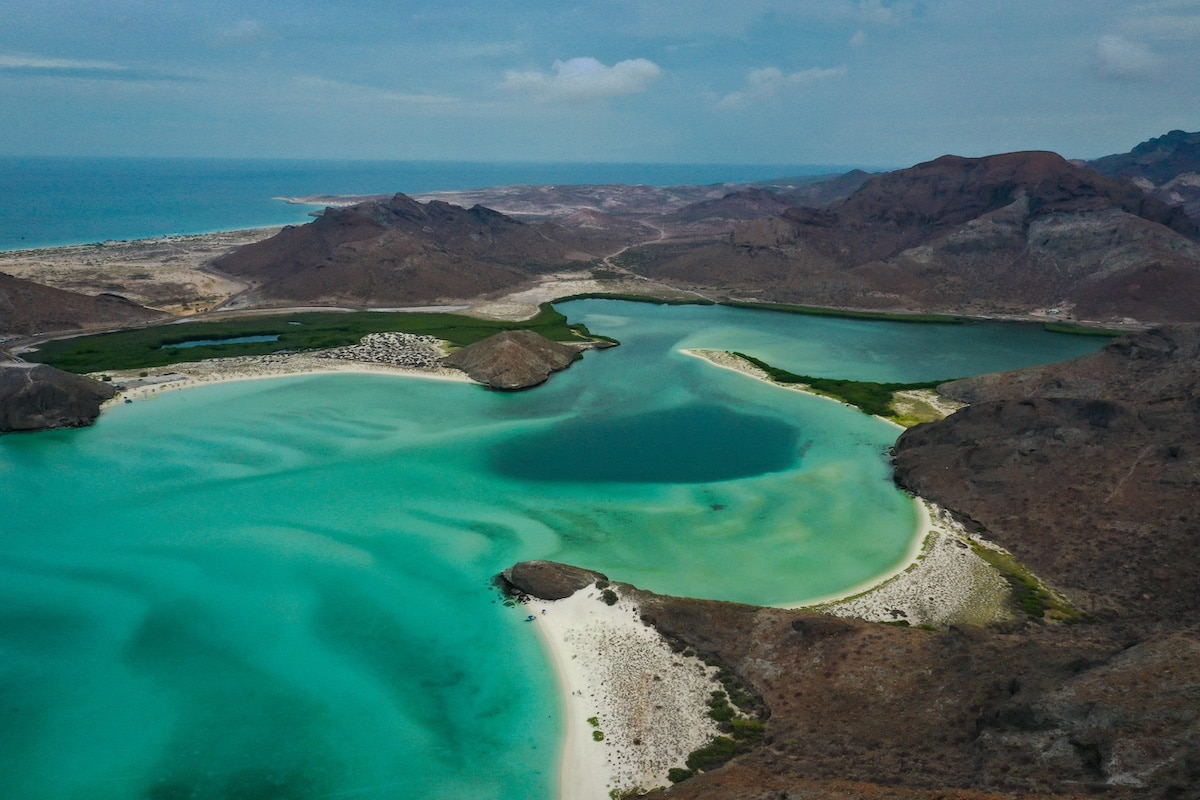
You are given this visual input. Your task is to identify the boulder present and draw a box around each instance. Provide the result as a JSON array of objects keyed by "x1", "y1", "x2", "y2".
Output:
[{"x1": 0, "y1": 362, "x2": 116, "y2": 433}]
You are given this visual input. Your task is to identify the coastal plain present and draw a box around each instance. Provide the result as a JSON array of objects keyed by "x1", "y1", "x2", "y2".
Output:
[{"x1": 4, "y1": 132, "x2": 1200, "y2": 800}]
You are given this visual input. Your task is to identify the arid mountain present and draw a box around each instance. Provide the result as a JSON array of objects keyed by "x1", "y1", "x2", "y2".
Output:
[
  {"x1": 211, "y1": 193, "x2": 631, "y2": 307},
  {"x1": 0, "y1": 271, "x2": 165, "y2": 340},
  {"x1": 1088, "y1": 129, "x2": 1200, "y2": 225},
  {"x1": 894, "y1": 327, "x2": 1200, "y2": 624},
  {"x1": 623, "y1": 151, "x2": 1200, "y2": 322}
]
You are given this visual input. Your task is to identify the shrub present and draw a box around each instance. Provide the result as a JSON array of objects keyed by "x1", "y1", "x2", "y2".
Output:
[
  {"x1": 667, "y1": 768, "x2": 694, "y2": 784},
  {"x1": 600, "y1": 589, "x2": 618, "y2": 606}
]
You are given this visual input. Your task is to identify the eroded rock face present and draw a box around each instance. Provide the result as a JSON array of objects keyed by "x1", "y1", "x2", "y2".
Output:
[
  {"x1": 443, "y1": 329, "x2": 579, "y2": 389},
  {"x1": 500, "y1": 560, "x2": 609, "y2": 600},
  {"x1": 0, "y1": 362, "x2": 116, "y2": 433}
]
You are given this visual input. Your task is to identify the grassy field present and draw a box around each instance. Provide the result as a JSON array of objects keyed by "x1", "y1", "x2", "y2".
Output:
[
  {"x1": 27, "y1": 304, "x2": 589, "y2": 374},
  {"x1": 732, "y1": 352, "x2": 952, "y2": 419}
]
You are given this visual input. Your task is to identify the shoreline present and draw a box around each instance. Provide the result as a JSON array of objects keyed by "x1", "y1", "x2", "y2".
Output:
[
  {"x1": 99, "y1": 336, "x2": 474, "y2": 407},
  {"x1": 678, "y1": 347, "x2": 908, "y2": 430},
  {"x1": 523, "y1": 586, "x2": 722, "y2": 800},
  {"x1": 680, "y1": 347, "x2": 1009, "y2": 626}
]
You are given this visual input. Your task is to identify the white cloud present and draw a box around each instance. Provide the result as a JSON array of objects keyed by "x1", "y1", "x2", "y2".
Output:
[
  {"x1": 501, "y1": 57, "x2": 662, "y2": 102},
  {"x1": 0, "y1": 52, "x2": 199, "y2": 83},
  {"x1": 1095, "y1": 35, "x2": 1163, "y2": 81},
  {"x1": 717, "y1": 65, "x2": 846, "y2": 110},
  {"x1": 0, "y1": 53, "x2": 126, "y2": 72},
  {"x1": 850, "y1": 29, "x2": 868, "y2": 47}
]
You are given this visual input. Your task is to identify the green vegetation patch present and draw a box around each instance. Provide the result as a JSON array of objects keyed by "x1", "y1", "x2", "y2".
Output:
[
  {"x1": 968, "y1": 540, "x2": 1081, "y2": 622},
  {"x1": 27, "y1": 304, "x2": 587, "y2": 374},
  {"x1": 731, "y1": 352, "x2": 951, "y2": 419},
  {"x1": 723, "y1": 300, "x2": 966, "y2": 324},
  {"x1": 1042, "y1": 322, "x2": 1126, "y2": 337}
]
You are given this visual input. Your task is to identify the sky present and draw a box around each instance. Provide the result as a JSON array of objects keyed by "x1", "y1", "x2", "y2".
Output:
[{"x1": 1, "y1": 0, "x2": 1198, "y2": 167}]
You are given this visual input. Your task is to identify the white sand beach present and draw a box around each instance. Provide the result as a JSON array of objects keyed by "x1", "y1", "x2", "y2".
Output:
[
  {"x1": 100, "y1": 332, "x2": 472, "y2": 406},
  {"x1": 525, "y1": 586, "x2": 722, "y2": 800},
  {"x1": 798, "y1": 499, "x2": 1015, "y2": 627}
]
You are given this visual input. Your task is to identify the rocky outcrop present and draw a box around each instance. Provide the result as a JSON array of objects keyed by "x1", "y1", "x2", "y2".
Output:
[
  {"x1": 443, "y1": 329, "x2": 579, "y2": 389},
  {"x1": 1, "y1": 271, "x2": 164, "y2": 339},
  {"x1": 626, "y1": 151, "x2": 1200, "y2": 322},
  {"x1": 499, "y1": 560, "x2": 609, "y2": 600},
  {"x1": 0, "y1": 361, "x2": 116, "y2": 432}
]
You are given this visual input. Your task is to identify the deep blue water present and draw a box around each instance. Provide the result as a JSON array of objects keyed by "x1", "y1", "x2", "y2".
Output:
[{"x1": 0, "y1": 158, "x2": 840, "y2": 251}]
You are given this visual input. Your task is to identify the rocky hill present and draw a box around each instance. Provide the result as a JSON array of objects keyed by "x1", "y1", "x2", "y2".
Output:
[
  {"x1": 1088, "y1": 129, "x2": 1200, "y2": 225},
  {"x1": 443, "y1": 329, "x2": 581, "y2": 389},
  {"x1": 894, "y1": 327, "x2": 1200, "y2": 625},
  {"x1": 0, "y1": 271, "x2": 165, "y2": 340},
  {"x1": 624, "y1": 151, "x2": 1200, "y2": 322},
  {"x1": 0, "y1": 361, "x2": 116, "y2": 432},
  {"x1": 212, "y1": 193, "x2": 630, "y2": 307}
]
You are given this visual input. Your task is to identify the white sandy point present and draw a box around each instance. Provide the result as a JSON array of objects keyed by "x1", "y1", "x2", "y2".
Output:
[{"x1": 529, "y1": 586, "x2": 722, "y2": 800}]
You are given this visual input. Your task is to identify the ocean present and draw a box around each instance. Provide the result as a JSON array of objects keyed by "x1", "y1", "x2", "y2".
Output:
[
  {"x1": 0, "y1": 299, "x2": 1107, "y2": 800},
  {"x1": 0, "y1": 157, "x2": 846, "y2": 251}
]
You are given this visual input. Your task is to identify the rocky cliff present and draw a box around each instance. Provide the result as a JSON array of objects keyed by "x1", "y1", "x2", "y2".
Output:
[
  {"x1": 443, "y1": 329, "x2": 581, "y2": 389},
  {"x1": 0, "y1": 361, "x2": 116, "y2": 432}
]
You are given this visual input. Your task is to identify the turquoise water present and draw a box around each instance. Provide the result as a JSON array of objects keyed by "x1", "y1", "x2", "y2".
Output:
[
  {"x1": 167, "y1": 335, "x2": 281, "y2": 350},
  {"x1": 0, "y1": 158, "x2": 844, "y2": 251},
  {"x1": 0, "y1": 301, "x2": 1107, "y2": 799}
]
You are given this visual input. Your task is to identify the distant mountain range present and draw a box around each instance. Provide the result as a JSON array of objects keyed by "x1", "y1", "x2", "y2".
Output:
[
  {"x1": 1087, "y1": 129, "x2": 1200, "y2": 225},
  {"x1": 4, "y1": 130, "x2": 1200, "y2": 339}
]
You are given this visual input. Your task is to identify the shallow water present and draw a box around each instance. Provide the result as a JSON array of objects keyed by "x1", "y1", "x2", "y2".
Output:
[{"x1": 0, "y1": 301, "x2": 1106, "y2": 799}]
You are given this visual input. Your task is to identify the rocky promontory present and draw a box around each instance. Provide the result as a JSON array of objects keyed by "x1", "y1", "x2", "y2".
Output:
[
  {"x1": 499, "y1": 560, "x2": 609, "y2": 600},
  {"x1": 443, "y1": 329, "x2": 581, "y2": 389},
  {"x1": 0, "y1": 361, "x2": 117, "y2": 433}
]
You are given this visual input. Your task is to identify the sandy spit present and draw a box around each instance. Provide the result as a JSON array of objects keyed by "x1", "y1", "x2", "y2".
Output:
[{"x1": 525, "y1": 585, "x2": 722, "y2": 800}]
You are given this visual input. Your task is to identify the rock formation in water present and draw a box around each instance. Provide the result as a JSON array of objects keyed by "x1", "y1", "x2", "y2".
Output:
[
  {"x1": 443, "y1": 329, "x2": 580, "y2": 389},
  {"x1": 500, "y1": 561, "x2": 609, "y2": 600},
  {"x1": 211, "y1": 193, "x2": 630, "y2": 307},
  {"x1": 0, "y1": 361, "x2": 116, "y2": 432},
  {"x1": 0, "y1": 271, "x2": 165, "y2": 339},
  {"x1": 623, "y1": 151, "x2": 1200, "y2": 322}
]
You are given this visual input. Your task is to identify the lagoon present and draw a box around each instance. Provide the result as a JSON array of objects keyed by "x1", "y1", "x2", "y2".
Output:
[{"x1": 0, "y1": 301, "x2": 1106, "y2": 799}]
